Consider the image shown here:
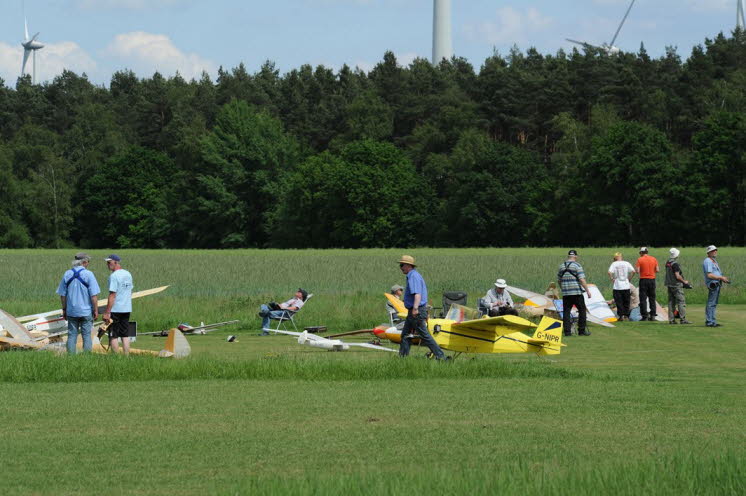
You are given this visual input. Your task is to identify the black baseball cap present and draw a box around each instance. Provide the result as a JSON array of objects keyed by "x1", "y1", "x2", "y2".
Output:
[{"x1": 568, "y1": 250, "x2": 578, "y2": 256}]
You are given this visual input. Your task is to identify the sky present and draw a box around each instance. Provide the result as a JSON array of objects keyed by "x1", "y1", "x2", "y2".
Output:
[{"x1": 0, "y1": 0, "x2": 742, "y2": 86}]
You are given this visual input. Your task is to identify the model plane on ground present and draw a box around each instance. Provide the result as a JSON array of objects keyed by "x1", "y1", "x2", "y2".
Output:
[
  {"x1": 266, "y1": 328, "x2": 396, "y2": 352},
  {"x1": 506, "y1": 284, "x2": 617, "y2": 327},
  {"x1": 14, "y1": 286, "x2": 170, "y2": 335},
  {"x1": 334, "y1": 295, "x2": 565, "y2": 357},
  {"x1": 0, "y1": 307, "x2": 189, "y2": 357},
  {"x1": 140, "y1": 320, "x2": 240, "y2": 336}
]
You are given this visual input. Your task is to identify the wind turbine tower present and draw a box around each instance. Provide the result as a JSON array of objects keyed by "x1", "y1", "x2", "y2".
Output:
[
  {"x1": 738, "y1": 0, "x2": 746, "y2": 30},
  {"x1": 21, "y1": 17, "x2": 44, "y2": 84},
  {"x1": 432, "y1": 0, "x2": 453, "y2": 64}
]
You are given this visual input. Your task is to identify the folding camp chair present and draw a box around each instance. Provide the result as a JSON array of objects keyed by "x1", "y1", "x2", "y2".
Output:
[
  {"x1": 437, "y1": 291, "x2": 467, "y2": 318},
  {"x1": 553, "y1": 299, "x2": 577, "y2": 335},
  {"x1": 271, "y1": 294, "x2": 313, "y2": 332}
]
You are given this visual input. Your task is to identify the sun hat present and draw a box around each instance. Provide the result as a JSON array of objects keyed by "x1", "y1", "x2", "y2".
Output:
[
  {"x1": 706, "y1": 245, "x2": 717, "y2": 254},
  {"x1": 390, "y1": 284, "x2": 404, "y2": 294},
  {"x1": 398, "y1": 255, "x2": 416, "y2": 266},
  {"x1": 494, "y1": 278, "x2": 507, "y2": 289},
  {"x1": 669, "y1": 248, "x2": 680, "y2": 258},
  {"x1": 614, "y1": 252, "x2": 622, "y2": 258},
  {"x1": 104, "y1": 254, "x2": 121, "y2": 262},
  {"x1": 74, "y1": 252, "x2": 90, "y2": 261}
]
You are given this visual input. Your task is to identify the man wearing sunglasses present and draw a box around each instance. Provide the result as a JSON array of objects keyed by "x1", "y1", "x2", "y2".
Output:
[{"x1": 397, "y1": 255, "x2": 446, "y2": 360}]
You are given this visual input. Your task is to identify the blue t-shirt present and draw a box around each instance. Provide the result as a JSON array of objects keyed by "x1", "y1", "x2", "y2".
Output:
[
  {"x1": 702, "y1": 257, "x2": 721, "y2": 286},
  {"x1": 56, "y1": 267, "x2": 101, "y2": 318},
  {"x1": 403, "y1": 269, "x2": 428, "y2": 309},
  {"x1": 108, "y1": 269, "x2": 133, "y2": 313}
]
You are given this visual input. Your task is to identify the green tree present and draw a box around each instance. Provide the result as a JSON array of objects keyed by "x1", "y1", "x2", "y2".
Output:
[{"x1": 270, "y1": 140, "x2": 433, "y2": 248}]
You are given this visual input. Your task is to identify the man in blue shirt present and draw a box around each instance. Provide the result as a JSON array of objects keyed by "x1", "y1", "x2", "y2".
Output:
[
  {"x1": 397, "y1": 255, "x2": 446, "y2": 360},
  {"x1": 702, "y1": 245, "x2": 730, "y2": 327},
  {"x1": 103, "y1": 254, "x2": 134, "y2": 354},
  {"x1": 56, "y1": 252, "x2": 101, "y2": 354}
]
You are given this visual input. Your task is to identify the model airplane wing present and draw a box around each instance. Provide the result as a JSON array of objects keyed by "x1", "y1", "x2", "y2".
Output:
[
  {"x1": 0, "y1": 335, "x2": 44, "y2": 350},
  {"x1": 505, "y1": 286, "x2": 552, "y2": 308},
  {"x1": 450, "y1": 314, "x2": 536, "y2": 334},
  {"x1": 346, "y1": 342, "x2": 397, "y2": 352},
  {"x1": 384, "y1": 293, "x2": 407, "y2": 319},
  {"x1": 17, "y1": 286, "x2": 170, "y2": 323},
  {"x1": 0, "y1": 309, "x2": 35, "y2": 342},
  {"x1": 268, "y1": 329, "x2": 326, "y2": 341}
]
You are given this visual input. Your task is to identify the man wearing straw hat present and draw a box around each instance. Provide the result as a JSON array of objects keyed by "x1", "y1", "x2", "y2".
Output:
[
  {"x1": 703, "y1": 246, "x2": 730, "y2": 327},
  {"x1": 397, "y1": 255, "x2": 446, "y2": 360}
]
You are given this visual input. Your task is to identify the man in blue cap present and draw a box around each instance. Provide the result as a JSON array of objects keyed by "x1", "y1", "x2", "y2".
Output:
[
  {"x1": 103, "y1": 254, "x2": 134, "y2": 354},
  {"x1": 56, "y1": 252, "x2": 100, "y2": 353}
]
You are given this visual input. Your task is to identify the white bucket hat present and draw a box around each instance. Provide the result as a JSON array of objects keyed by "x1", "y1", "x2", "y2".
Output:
[
  {"x1": 669, "y1": 248, "x2": 680, "y2": 258},
  {"x1": 494, "y1": 278, "x2": 507, "y2": 289},
  {"x1": 706, "y1": 245, "x2": 717, "y2": 254}
]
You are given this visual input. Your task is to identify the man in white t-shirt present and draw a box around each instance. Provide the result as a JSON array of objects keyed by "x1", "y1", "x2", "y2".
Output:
[{"x1": 608, "y1": 252, "x2": 636, "y2": 321}]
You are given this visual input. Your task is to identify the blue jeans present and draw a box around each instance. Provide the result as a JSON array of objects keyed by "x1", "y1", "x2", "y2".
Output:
[
  {"x1": 705, "y1": 284, "x2": 720, "y2": 326},
  {"x1": 399, "y1": 307, "x2": 445, "y2": 359},
  {"x1": 67, "y1": 315, "x2": 93, "y2": 354},
  {"x1": 259, "y1": 304, "x2": 291, "y2": 334}
]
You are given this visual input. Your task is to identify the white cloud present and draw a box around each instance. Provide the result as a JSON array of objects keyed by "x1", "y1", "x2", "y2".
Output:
[
  {"x1": 0, "y1": 41, "x2": 97, "y2": 85},
  {"x1": 465, "y1": 7, "x2": 552, "y2": 46},
  {"x1": 104, "y1": 31, "x2": 215, "y2": 80}
]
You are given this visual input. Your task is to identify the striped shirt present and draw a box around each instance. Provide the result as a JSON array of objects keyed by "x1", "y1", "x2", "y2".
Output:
[{"x1": 557, "y1": 260, "x2": 585, "y2": 296}]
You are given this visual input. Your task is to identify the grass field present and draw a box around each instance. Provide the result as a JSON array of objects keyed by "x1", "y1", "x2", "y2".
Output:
[{"x1": 0, "y1": 249, "x2": 744, "y2": 495}]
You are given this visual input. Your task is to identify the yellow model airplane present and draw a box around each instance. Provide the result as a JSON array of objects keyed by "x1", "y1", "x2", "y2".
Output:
[{"x1": 362, "y1": 294, "x2": 565, "y2": 356}]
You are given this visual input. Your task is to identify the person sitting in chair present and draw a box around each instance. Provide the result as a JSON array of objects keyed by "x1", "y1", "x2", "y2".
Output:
[
  {"x1": 484, "y1": 279, "x2": 518, "y2": 317},
  {"x1": 386, "y1": 284, "x2": 405, "y2": 325},
  {"x1": 260, "y1": 288, "x2": 308, "y2": 335}
]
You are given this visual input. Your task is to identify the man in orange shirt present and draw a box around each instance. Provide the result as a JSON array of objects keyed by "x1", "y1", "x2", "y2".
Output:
[{"x1": 635, "y1": 247, "x2": 660, "y2": 321}]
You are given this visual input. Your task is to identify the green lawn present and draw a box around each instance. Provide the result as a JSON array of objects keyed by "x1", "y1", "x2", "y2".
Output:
[{"x1": 0, "y1": 250, "x2": 744, "y2": 494}]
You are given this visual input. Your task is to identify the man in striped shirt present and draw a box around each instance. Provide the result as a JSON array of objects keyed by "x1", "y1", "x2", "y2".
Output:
[{"x1": 557, "y1": 250, "x2": 592, "y2": 337}]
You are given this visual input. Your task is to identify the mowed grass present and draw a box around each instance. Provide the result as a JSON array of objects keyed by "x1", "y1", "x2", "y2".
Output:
[{"x1": 0, "y1": 249, "x2": 744, "y2": 495}]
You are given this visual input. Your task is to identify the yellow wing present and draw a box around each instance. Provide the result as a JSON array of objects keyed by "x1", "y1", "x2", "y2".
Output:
[
  {"x1": 450, "y1": 314, "x2": 536, "y2": 334},
  {"x1": 384, "y1": 293, "x2": 407, "y2": 319}
]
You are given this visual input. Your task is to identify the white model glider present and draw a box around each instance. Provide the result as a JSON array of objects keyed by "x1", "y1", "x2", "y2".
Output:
[
  {"x1": 266, "y1": 329, "x2": 396, "y2": 352},
  {"x1": 506, "y1": 284, "x2": 616, "y2": 328}
]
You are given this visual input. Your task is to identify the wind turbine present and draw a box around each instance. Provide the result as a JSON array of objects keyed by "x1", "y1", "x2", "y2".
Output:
[
  {"x1": 21, "y1": 16, "x2": 44, "y2": 84},
  {"x1": 432, "y1": 0, "x2": 453, "y2": 64},
  {"x1": 738, "y1": 0, "x2": 746, "y2": 30},
  {"x1": 566, "y1": 0, "x2": 636, "y2": 55}
]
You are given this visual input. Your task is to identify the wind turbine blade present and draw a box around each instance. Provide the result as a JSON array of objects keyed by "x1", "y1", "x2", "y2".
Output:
[
  {"x1": 25, "y1": 17, "x2": 29, "y2": 41},
  {"x1": 31, "y1": 32, "x2": 40, "y2": 42},
  {"x1": 566, "y1": 39, "x2": 587, "y2": 46},
  {"x1": 609, "y1": 0, "x2": 636, "y2": 47},
  {"x1": 22, "y1": 49, "x2": 30, "y2": 75}
]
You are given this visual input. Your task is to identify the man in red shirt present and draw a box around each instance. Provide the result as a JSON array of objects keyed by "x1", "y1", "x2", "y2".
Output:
[{"x1": 635, "y1": 247, "x2": 660, "y2": 321}]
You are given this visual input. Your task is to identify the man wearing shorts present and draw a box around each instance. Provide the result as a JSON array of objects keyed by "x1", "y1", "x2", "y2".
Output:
[{"x1": 103, "y1": 254, "x2": 133, "y2": 354}]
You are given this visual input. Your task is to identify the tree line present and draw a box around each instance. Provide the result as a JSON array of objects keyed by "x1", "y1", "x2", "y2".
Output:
[{"x1": 1, "y1": 30, "x2": 745, "y2": 249}]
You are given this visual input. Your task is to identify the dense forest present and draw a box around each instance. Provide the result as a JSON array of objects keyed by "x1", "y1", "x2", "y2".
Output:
[{"x1": 1, "y1": 31, "x2": 745, "y2": 249}]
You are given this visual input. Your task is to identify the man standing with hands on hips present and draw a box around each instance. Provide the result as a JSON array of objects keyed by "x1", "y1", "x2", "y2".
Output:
[
  {"x1": 397, "y1": 255, "x2": 447, "y2": 360},
  {"x1": 558, "y1": 250, "x2": 592, "y2": 337},
  {"x1": 103, "y1": 254, "x2": 134, "y2": 354},
  {"x1": 703, "y1": 245, "x2": 730, "y2": 327}
]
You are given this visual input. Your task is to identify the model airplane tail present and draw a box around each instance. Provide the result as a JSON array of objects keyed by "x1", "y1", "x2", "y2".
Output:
[
  {"x1": 528, "y1": 317, "x2": 565, "y2": 356},
  {"x1": 158, "y1": 328, "x2": 191, "y2": 358}
]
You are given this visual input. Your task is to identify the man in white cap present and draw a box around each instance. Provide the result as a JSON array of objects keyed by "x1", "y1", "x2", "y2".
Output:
[
  {"x1": 703, "y1": 246, "x2": 730, "y2": 327},
  {"x1": 397, "y1": 255, "x2": 447, "y2": 360},
  {"x1": 664, "y1": 248, "x2": 691, "y2": 324},
  {"x1": 483, "y1": 279, "x2": 518, "y2": 317}
]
